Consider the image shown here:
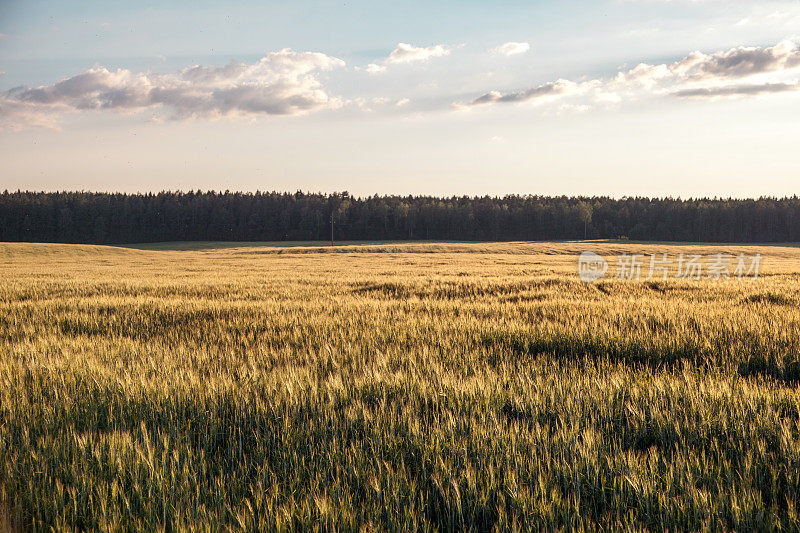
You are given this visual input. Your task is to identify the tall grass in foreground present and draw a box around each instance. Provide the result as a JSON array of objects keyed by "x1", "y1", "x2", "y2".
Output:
[{"x1": 1, "y1": 241, "x2": 799, "y2": 531}]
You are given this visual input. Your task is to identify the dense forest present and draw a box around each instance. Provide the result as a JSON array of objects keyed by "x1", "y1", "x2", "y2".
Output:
[{"x1": 0, "y1": 191, "x2": 798, "y2": 244}]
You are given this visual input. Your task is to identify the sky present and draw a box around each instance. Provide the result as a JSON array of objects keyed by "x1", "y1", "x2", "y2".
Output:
[{"x1": 1, "y1": 0, "x2": 799, "y2": 197}]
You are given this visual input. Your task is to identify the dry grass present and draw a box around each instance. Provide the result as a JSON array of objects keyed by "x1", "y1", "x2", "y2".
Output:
[{"x1": 1, "y1": 241, "x2": 799, "y2": 530}]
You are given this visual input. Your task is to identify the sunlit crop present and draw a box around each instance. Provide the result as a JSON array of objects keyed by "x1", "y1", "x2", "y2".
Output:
[{"x1": 1, "y1": 241, "x2": 799, "y2": 530}]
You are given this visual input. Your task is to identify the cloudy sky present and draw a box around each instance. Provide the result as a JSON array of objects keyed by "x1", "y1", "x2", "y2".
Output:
[{"x1": 1, "y1": 0, "x2": 799, "y2": 197}]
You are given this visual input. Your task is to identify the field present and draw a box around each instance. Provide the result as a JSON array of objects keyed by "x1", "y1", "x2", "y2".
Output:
[{"x1": 1, "y1": 240, "x2": 800, "y2": 531}]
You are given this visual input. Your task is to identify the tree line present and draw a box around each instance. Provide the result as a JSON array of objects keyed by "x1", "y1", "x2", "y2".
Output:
[{"x1": 0, "y1": 190, "x2": 798, "y2": 244}]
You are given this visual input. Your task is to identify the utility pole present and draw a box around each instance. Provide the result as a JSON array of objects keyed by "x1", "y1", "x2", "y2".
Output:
[{"x1": 330, "y1": 212, "x2": 334, "y2": 246}]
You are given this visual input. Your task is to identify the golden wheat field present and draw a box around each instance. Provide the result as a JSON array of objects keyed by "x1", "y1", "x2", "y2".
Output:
[{"x1": 1, "y1": 240, "x2": 800, "y2": 531}]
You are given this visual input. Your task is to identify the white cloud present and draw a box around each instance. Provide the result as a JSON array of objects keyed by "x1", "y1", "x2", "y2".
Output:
[
  {"x1": 350, "y1": 96, "x2": 393, "y2": 112},
  {"x1": 469, "y1": 79, "x2": 599, "y2": 106},
  {"x1": 365, "y1": 63, "x2": 386, "y2": 74},
  {"x1": 671, "y1": 40, "x2": 800, "y2": 80},
  {"x1": 595, "y1": 91, "x2": 622, "y2": 104},
  {"x1": 386, "y1": 43, "x2": 450, "y2": 64},
  {"x1": 490, "y1": 42, "x2": 530, "y2": 56},
  {"x1": 0, "y1": 99, "x2": 62, "y2": 131},
  {"x1": 358, "y1": 42, "x2": 451, "y2": 75},
  {"x1": 359, "y1": 42, "x2": 452, "y2": 75},
  {"x1": 395, "y1": 98, "x2": 410, "y2": 107},
  {"x1": 613, "y1": 63, "x2": 671, "y2": 88},
  {"x1": 1, "y1": 49, "x2": 346, "y2": 129},
  {"x1": 463, "y1": 39, "x2": 800, "y2": 108}
]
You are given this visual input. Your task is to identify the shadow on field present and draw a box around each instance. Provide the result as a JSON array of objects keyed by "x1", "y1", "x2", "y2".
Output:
[
  {"x1": 482, "y1": 329, "x2": 800, "y2": 385},
  {"x1": 738, "y1": 355, "x2": 800, "y2": 384},
  {"x1": 351, "y1": 278, "x2": 579, "y2": 300},
  {"x1": 480, "y1": 330, "x2": 708, "y2": 371}
]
